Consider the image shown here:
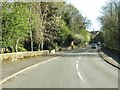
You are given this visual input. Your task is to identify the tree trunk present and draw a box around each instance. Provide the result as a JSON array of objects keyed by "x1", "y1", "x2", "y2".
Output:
[
  {"x1": 30, "y1": 30, "x2": 33, "y2": 51},
  {"x1": 38, "y1": 43, "x2": 40, "y2": 51},
  {"x1": 15, "y1": 38, "x2": 19, "y2": 52},
  {"x1": 29, "y1": 4, "x2": 33, "y2": 51},
  {"x1": 41, "y1": 40, "x2": 43, "y2": 51},
  {"x1": 39, "y1": 3, "x2": 48, "y2": 51}
]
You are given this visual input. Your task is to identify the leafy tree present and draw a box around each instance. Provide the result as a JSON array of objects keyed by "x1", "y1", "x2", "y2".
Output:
[
  {"x1": 1, "y1": 2, "x2": 91, "y2": 53},
  {"x1": 29, "y1": 2, "x2": 43, "y2": 51},
  {"x1": 80, "y1": 29, "x2": 90, "y2": 43},
  {"x1": 98, "y1": 0, "x2": 119, "y2": 49},
  {"x1": 57, "y1": 19, "x2": 71, "y2": 46},
  {"x1": 41, "y1": 2, "x2": 61, "y2": 49},
  {"x1": 2, "y1": 2, "x2": 30, "y2": 52}
]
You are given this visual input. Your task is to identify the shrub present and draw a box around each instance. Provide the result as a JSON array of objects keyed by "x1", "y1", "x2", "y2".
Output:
[{"x1": 18, "y1": 47, "x2": 27, "y2": 52}]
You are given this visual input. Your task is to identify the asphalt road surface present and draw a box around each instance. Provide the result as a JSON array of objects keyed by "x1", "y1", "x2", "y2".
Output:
[{"x1": 2, "y1": 47, "x2": 118, "y2": 88}]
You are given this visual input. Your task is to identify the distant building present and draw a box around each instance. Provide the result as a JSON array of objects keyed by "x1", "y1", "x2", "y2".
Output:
[{"x1": 89, "y1": 31, "x2": 103, "y2": 44}]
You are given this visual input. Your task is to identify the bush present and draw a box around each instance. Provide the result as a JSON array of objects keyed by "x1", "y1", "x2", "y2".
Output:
[
  {"x1": 18, "y1": 47, "x2": 27, "y2": 52},
  {"x1": 74, "y1": 37, "x2": 81, "y2": 46}
]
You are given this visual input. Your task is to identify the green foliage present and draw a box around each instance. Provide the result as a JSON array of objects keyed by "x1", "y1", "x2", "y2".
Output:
[
  {"x1": 18, "y1": 47, "x2": 27, "y2": 52},
  {"x1": 57, "y1": 19, "x2": 71, "y2": 46},
  {"x1": 99, "y1": 0, "x2": 119, "y2": 49},
  {"x1": 73, "y1": 29, "x2": 90, "y2": 47},
  {"x1": 1, "y1": 2, "x2": 91, "y2": 53},
  {"x1": 80, "y1": 29, "x2": 90, "y2": 43},
  {"x1": 2, "y1": 2, "x2": 30, "y2": 52}
]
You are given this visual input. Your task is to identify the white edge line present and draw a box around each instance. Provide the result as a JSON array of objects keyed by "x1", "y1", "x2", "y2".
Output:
[{"x1": 0, "y1": 57, "x2": 59, "y2": 85}]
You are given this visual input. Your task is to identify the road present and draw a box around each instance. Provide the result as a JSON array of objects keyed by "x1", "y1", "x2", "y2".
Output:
[{"x1": 2, "y1": 47, "x2": 118, "y2": 88}]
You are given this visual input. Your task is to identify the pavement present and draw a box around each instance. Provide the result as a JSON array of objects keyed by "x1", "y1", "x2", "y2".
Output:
[
  {"x1": 1, "y1": 47, "x2": 119, "y2": 88},
  {"x1": 1, "y1": 56, "x2": 55, "y2": 79},
  {"x1": 98, "y1": 48, "x2": 120, "y2": 69}
]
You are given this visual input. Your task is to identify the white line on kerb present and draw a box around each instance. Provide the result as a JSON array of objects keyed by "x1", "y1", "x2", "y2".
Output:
[
  {"x1": 77, "y1": 72, "x2": 85, "y2": 82},
  {"x1": 0, "y1": 57, "x2": 59, "y2": 85}
]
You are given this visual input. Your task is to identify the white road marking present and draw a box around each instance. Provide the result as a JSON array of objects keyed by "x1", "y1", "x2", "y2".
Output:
[
  {"x1": 58, "y1": 52, "x2": 98, "y2": 55},
  {"x1": 76, "y1": 64, "x2": 78, "y2": 69},
  {"x1": 0, "y1": 57, "x2": 59, "y2": 85},
  {"x1": 77, "y1": 72, "x2": 85, "y2": 82},
  {"x1": 76, "y1": 60, "x2": 78, "y2": 64},
  {"x1": 75, "y1": 57, "x2": 85, "y2": 82}
]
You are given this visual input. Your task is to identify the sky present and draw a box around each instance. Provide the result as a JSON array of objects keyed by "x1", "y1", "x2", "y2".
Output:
[{"x1": 66, "y1": 0, "x2": 109, "y2": 31}]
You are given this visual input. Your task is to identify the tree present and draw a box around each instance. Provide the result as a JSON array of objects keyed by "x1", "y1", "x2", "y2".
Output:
[
  {"x1": 98, "y1": 0, "x2": 119, "y2": 49},
  {"x1": 29, "y1": 2, "x2": 44, "y2": 51},
  {"x1": 1, "y1": 2, "x2": 91, "y2": 53},
  {"x1": 57, "y1": 19, "x2": 71, "y2": 46},
  {"x1": 2, "y1": 2, "x2": 30, "y2": 52},
  {"x1": 41, "y1": 2, "x2": 62, "y2": 50}
]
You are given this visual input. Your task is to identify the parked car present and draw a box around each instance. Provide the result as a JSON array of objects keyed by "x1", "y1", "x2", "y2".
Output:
[{"x1": 91, "y1": 43, "x2": 97, "y2": 49}]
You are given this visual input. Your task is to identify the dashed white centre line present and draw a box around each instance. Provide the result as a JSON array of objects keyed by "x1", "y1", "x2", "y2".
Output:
[
  {"x1": 77, "y1": 72, "x2": 85, "y2": 82},
  {"x1": 76, "y1": 63, "x2": 78, "y2": 69},
  {"x1": 75, "y1": 57, "x2": 85, "y2": 82},
  {"x1": 76, "y1": 60, "x2": 78, "y2": 64}
]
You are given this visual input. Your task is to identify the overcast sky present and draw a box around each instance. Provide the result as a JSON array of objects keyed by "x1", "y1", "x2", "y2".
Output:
[{"x1": 67, "y1": 0, "x2": 109, "y2": 31}]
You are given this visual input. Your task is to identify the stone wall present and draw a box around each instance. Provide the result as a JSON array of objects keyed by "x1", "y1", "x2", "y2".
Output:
[{"x1": 0, "y1": 50, "x2": 49, "y2": 63}]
